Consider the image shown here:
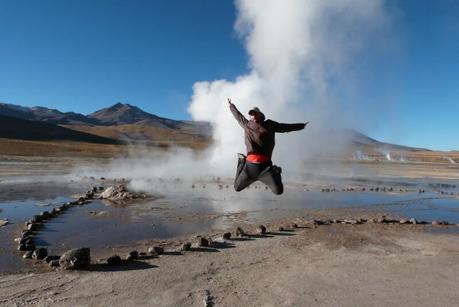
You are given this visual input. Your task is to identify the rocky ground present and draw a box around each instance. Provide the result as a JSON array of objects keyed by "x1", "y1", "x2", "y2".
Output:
[{"x1": 1, "y1": 222, "x2": 458, "y2": 306}]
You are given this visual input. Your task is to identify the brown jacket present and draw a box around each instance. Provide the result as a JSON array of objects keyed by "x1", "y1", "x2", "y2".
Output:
[{"x1": 230, "y1": 104, "x2": 305, "y2": 159}]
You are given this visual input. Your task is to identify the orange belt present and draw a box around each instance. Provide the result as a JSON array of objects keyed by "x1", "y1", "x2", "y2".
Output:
[{"x1": 246, "y1": 153, "x2": 270, "y2": 164}]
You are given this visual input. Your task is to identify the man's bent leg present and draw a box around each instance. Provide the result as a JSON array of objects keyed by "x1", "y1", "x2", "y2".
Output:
[
  {"x1": 259, "y1": 164, "x2": 283, "y2": 195},
  {"x1": 234, "y1": 158, "x2": 257, "y2": 192}
]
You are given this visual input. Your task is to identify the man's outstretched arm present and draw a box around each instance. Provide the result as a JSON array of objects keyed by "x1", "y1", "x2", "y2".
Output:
[
  {"x1": 228, "y1": 98, "x2": 248, "y2": 128},
  {"x1": 271, "y1": 120, "x2": 309, "y2": 133}
]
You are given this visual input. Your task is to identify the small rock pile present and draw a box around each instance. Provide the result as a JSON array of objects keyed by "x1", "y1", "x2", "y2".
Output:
[{"x1": 98, "y1": 184, "x2": 148, "y2": 201}]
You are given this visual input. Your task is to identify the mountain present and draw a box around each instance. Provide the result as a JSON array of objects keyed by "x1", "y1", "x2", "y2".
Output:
[
  {"x1": 0, "y1": 115, "x2": 120, "y2": 144},
  {"x1": 0, "y1": 102, "x2": 97, "y2": 125},
  {"x1": 87, "y1": 102, "x2": 211, "y2": 135},
  {"x1": 0, "y1": 102, "x2": 211, "y2": 135},
  {"x1": 0, "y1": 101, "x2": 432, "y2": 152}
]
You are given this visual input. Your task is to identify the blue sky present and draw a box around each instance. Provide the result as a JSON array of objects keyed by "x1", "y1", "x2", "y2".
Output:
[{"x1": 0, "y1": 0, "x2": 458, "y2": 150}]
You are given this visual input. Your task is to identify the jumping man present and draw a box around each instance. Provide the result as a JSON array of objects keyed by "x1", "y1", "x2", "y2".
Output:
[{"x1": 228, "y1": 98, "x2": 309, "y2": 195}]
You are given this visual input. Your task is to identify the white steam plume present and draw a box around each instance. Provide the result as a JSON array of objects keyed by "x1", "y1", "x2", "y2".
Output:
[
  {"x1": 74, "y1": 0, "x2": 395, "y2": 188},
  {"x1": 189, "y1": 0, "x2": 393, "y2": 177}
]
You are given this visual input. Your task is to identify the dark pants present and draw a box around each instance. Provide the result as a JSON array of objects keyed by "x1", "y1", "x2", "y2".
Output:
[{"x1": 234, "y1": 157, "x2": 284, "y2": 195}]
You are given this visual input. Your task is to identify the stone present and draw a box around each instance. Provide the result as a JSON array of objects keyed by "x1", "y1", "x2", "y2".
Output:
[
  {"x1": 85, "y1": 191, "x2": 94, "y2": 199},
  {"x1": 40, "y1": 211, "x2": 51, "y2": 219},
  {"x1": 431, "y1": 220, "x2": 439, "y2": 225},
  {"x1": 181, "y1": 242, "x2": 192, "y2": 251},
  {"x1": 59, "y1": 248, "x2": 90, "y2": 270},
  {"x1": 31, "y1": 215, "x2": 42, "y2": 223},
  {"x1": 222, "y1": 232, "x2": 232, "y2": 240},
  {"x1": 44, "y1": 255, "x2": 60, "y2": 263},
  {"x1": 126, "y1": 250, "x2": 139, "y2": 261},
  {"x1": 0, "y1": 219, "x2": 9, "y2": 227},
  {"x1": 236, "y1": 227, "x2": 246, "y2": 236},
  {"x1": 291, "y1": 223, "x2": 298, "y2": 229},
  {"x1": 32, "y1": 248, "x2": 48, "y2": 260},
  {"x1": 147, "y1": 247, "x2": 159, "y2": 256},
  {"x1": 19, "y1": 241, "x2": 35, "y2": 251},
  {"x1": 277, "y1": 226, "x2": 285, "y2": 231},
  {"x1": 399, "y1": 218, "x2": 408, "y2": 224},
  {"x1": 27, "y1": 223, "x2": 38, "y2": 231},
  {"x1": 49, "y1": 260, "x2": 60, "y2": 268},
  {"x1": 409, "y1": 218, "x2": 417, "y2": 225},
  {"x1": 21, "y1": 229, "x2": 31, "y2": 236},
  {"x1": 149, "y1": 246, "x2": 164, "y2": 255},
  {"x1": 23, "y1": 251, "x2": 33, "y2": 259},
  {"x1": 257, "y1": 225, "x2": 267, "y2": 234},
  {"x1": 198, "y1": 237, "x2": 209, "y2": 247},
  {"x1": 106, "y1": 255, "x2": 122, "y2": 265}
]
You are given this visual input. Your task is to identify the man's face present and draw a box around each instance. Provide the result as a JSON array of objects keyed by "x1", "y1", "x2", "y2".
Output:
[{"x1": 250, "y1": 113, "x2": 261, "y2": 122}]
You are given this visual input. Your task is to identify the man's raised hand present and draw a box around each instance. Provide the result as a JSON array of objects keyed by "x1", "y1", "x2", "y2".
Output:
[{"x1": 228, "y1": 98, "x2": 233, "y2": 107}]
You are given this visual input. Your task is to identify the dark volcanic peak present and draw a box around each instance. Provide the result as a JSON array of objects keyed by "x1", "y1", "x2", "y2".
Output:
[
  {"x1": 88, "y1": 102, "x2": 197, "y2": 130},
  {"x1": 88, "y1": 102, "x2": 162, "y2": 125}
]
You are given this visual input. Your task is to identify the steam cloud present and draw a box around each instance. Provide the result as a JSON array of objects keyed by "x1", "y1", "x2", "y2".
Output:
[
  {"x1": 76, "y1": 0, "x2": 396, "y2": 188},
  {"x1": 189, "y1": 0, "x2": 394, "y2": 177}
]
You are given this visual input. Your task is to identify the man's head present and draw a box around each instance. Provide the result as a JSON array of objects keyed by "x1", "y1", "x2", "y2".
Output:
[{"x1": 248, "y1": 107, "x2": 265, "y2": 122}]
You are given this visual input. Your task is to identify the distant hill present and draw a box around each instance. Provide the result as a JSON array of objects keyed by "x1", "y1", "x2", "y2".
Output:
[
  {"x1": 0, "y1": 115, "x2": 120, "y2": 144},
  {"x1": 0, "y1": 102, "x2": 211, "y2": 136},
  {"x1": 0, "y1": 102, "x2": 98, "y2": 125},
  {"x1": 339, "y1": 129, "x2": 429, "y2": 152},
  {"x1": 0, "y1": 101, "x2": 435, "y2": 153}
]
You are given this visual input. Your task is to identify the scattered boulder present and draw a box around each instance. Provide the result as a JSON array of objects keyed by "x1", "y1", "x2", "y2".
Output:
[
  {"x1": 236, "y1": 227, "x2": 246, "y2": 236},
  {"x1": 222, "y1": 232, "x2": 232, "y2": 240},
  {"x1": 181, "y1": 242, "x2": 192, "y2": 251},
  {"x1": 59, "y1": 248, "x2": 90, "y2": 270},
  {"x1": 32, "y1": 248, "x2": 48, "y2": 260},
  {"x1": 409, "y1": 218, "x2": 418, "y2": 225},
  {"x1": 27, "y1": 223, "x2": 38, "y2": 231},
  {"x1": 49, "y1": 260, "x2": 60, "y2": 268},
  {"x1": 257, "y1": 225, "x2": 267, "y2": 234},
  {"x1": 277, "y1": 226, "x2": 285, "y2": 231},
  {"x1": 431, "y1": 220, "x2": 439, "y2": 225},
  {"x1": 399, "y1": 218, "x2": 408, "y2": 224},
  {"x1": 18, "y1": 241, "x2": 35, "y2": 251},
  {"x1": 18, "y1": 244, "x2": 27, "y2": 251},
  {"x1": 147, "y1": 247, "x2": 159, "y2": 256},
  {"x1": 150, "y1": 246, "x2": 164, "y2": 255},
  {"x1": 44, "y1": 255, "x2": 60, "y2": 263},
  {"x1": 106, "y1": 255, "x2": 122, "y2": 265},
  {"x1": 198, "y1": 237, "x2": 209, "y2": 247},
  {"x1": 39, "y1": 211, "x2": 51, "y2": 219},
  {"x1": 23, "y1": 251, "x2": 33, "y2": 259},
  {"x1": 31, "y1": 215, "x2": 42, "y2": 223},
  {"x1": 126, "y1": 250, "x2": 139, "y2": 261},
  {"x1": 291, "y1": 223, "x2": 298, "y2": 229}
]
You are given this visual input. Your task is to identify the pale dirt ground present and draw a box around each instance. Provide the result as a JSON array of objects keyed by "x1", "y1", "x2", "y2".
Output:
[
  {"x1": 1, "y1": 154, "x2": 459, "y2": 306},
  {"x1": 1, "y1": 224, "x2": 458, "y2": 306}
]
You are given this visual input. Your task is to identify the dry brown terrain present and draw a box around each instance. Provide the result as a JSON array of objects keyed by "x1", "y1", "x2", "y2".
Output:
[
  {"x1": 0, "y1": 138, "x2": 130, "y2": 158},
  {"x1": 62, "y1": 124, "x2": 210, "y2": 149}
]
